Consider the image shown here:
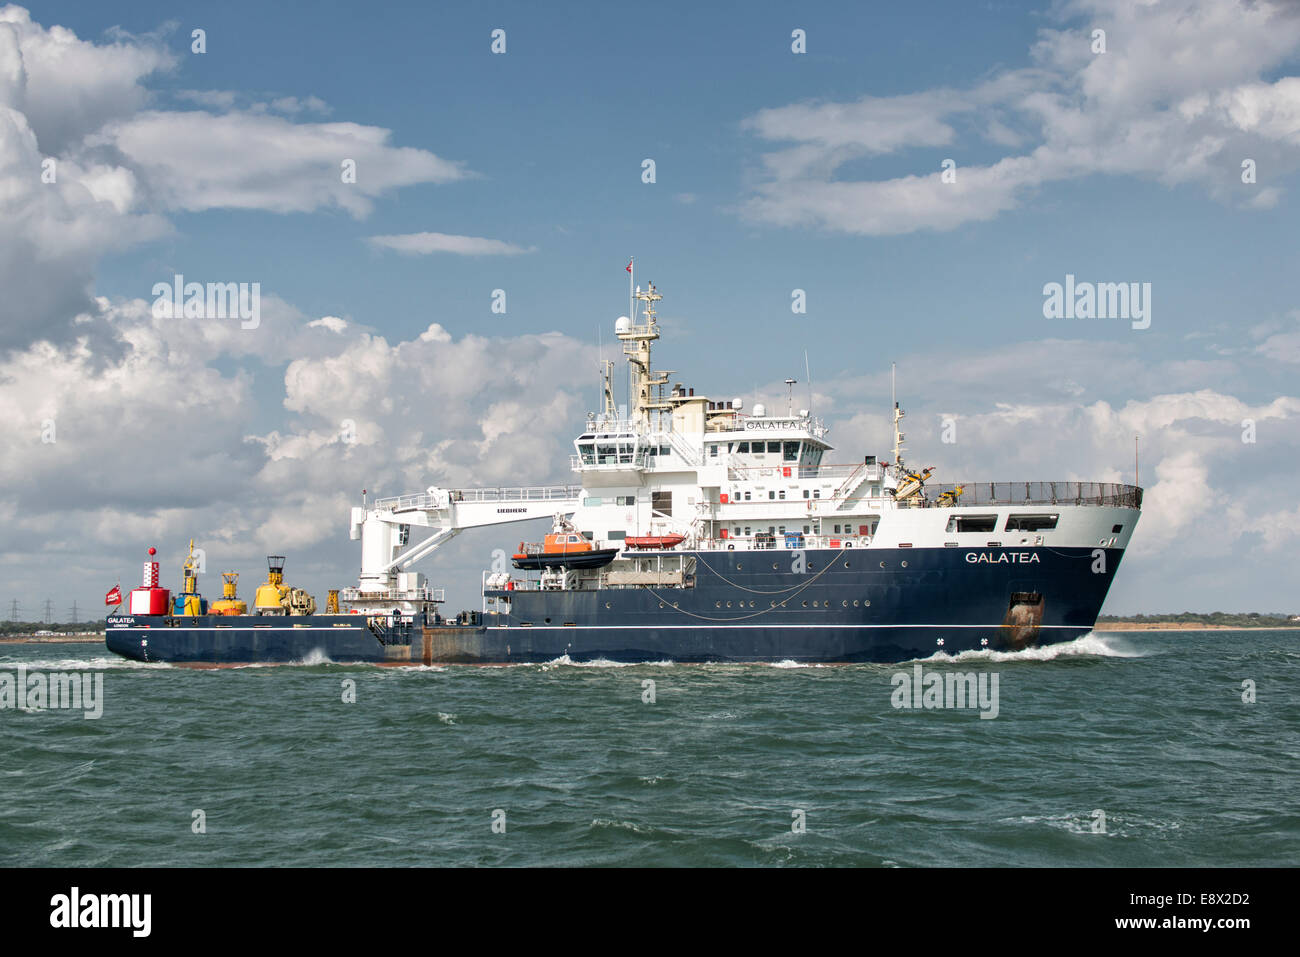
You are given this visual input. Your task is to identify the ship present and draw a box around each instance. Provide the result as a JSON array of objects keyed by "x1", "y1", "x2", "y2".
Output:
[{"x1": 106, "y1": 274, "x2": 1142, "y2": 665}]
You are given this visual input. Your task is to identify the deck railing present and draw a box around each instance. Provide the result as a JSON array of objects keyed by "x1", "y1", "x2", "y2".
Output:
[{"x1": 910, "y1": 482, "x2": 1142, "y2": 508}]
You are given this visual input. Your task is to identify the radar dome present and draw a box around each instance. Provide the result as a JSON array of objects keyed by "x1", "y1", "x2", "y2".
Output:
[
  {"x1": 753, "y1": 403, "x2": 766, "y2": 417},
  {"x1": 614, "y1": 316, "x2": 631, "y2": 334},
  {"x1": 731, "y1": 398, "x2": 743, "y2": 410}
]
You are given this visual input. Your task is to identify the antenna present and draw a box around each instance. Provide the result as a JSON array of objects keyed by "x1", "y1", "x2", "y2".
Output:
[
  {"x1": 890, "y1": 362, "x2": 906, "y2": 468},
  {"x1": 784, "y1": 378, "x2": 797, "y2": 417},
  {"x1": 1135, "y1": 434, "x2": 1140, "y2": 487},
  {"x1": 804, "y1": 350, "x2": 812, "y2": 414}
]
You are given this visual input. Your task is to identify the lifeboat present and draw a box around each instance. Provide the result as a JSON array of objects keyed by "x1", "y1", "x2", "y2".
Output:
[
  {"x1": 624, "y1": 533, "x2": 686, "y2": 550},
  {"x1": 512, "y1": 520, "x2": 620, "y2": 571}
]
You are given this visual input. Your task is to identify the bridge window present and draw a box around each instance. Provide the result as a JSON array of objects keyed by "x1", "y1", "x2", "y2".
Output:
[
  {"x1": 709, "y1": 444, "x2": 719, "y2": 457},
  {"x1": 1005, "y1": 514, "x2": 1059, "y2": 531},
  {"x1": 737, "y1": 442, "x2": 750, "y2": 453},
  {"x1": 784, "y1": 441, "x2": 799, "y2": 461},
  {"x1": 767, "y1": 441, "x2": 781, "y2": 453},
  {"x1": 946, "y1": 514, "x2": 998, "y2": 533}
]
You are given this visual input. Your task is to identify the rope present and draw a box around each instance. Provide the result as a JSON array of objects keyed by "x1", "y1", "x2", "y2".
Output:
[
  {"x1": 645, "y1": 547, "x2": 850, "y2": 622},
  {"x1": 692, "y1": 548, "x2": 847, "y2": 594}
]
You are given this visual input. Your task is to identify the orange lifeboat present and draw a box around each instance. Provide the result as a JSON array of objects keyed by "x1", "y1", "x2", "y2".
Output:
[
  {"x1": 624, "y1": 534, "x2": 686, "y2": 550},
  {"x1": 512, "y1": 520, "x2": 619, "y2": 570}
]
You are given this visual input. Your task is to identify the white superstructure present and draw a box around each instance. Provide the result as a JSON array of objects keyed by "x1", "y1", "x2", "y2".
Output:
[{"x1": 344, "y1": 278, "x2": 1139, "y2": 614}]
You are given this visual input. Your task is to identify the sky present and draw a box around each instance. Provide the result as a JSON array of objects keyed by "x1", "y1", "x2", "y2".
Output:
[{"x1": 1, "y1": 0, "x2": 1298, "y2": 620}]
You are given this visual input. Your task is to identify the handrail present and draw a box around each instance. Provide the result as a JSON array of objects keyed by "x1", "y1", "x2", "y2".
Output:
[
  {"x1": 375, "y1": 485, "x2": 583, "y2": 511},
  {"x1": 908, "y1": 482, "x2": 1143, "y2": 508}
]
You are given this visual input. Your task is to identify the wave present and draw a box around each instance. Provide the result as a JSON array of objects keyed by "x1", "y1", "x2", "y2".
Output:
[
  {"x1": 0, "y1": 656, "x2": 170, "y2": 671},
  {"x1": 915, "y1": 631, "x2": 1147, "y2": 664},
  {"x1": 538, "y1": 655, "x2": 676, "y2": 669}
]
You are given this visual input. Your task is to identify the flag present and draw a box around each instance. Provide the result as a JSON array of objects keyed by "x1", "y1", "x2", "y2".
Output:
[
  {"x1": 106, "y1": 585, "x2": 122, "y2": 606},
  {"x1": 626, "y1": 259, "x2": 633, "y2": 273}
]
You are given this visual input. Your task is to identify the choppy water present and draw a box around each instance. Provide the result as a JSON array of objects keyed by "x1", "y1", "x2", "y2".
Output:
[{"x1": 2, "y1": 630, "x2": 1296, "y2": 866}]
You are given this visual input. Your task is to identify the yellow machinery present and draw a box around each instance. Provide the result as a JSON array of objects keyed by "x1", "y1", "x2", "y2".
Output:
[
  {"x1": 287, "y1": 587, "x2": 317, "y2": 616},
  {"x1": 936, "y1": 486, "x2": 965, "y2": 508},
  {"x1": 254, "y1": 556, "x2": 289, "y2": 615},
  {"x1": 253, "y1": 556, "x2": 316, "y2": 616},
  {"x1": 209, "y1": 572, "x2": 248, "y2": 616},
  {"x1": 893, "y1": 467, "x2": 935, "y2": 503},
  {"x1": 326, "y1": 590, "x2": 340, "y2": 614},
  {"x1": 177, "y1": 539, "x2": 206, "y2": 616}
]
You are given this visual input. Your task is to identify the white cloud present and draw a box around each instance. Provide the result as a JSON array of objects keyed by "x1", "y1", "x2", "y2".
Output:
[
  {"x1": 0, "y1": 5, "x2": 474, "y2": 350},
  {"x1": 87, "y1": 110, "x2": 468, "y2": 217},
  {"x1": 741, "y1": 0, "x2": 1300, "y2": 235},
  {"x1": 308, "y1": 315, "x2": 347, "y2": 334},
  {"x1": 365, "y1": 232, "x2": 535, "y2": 256},
  {"x1": 0, "y1": 4, "x2": 175, "y2": 153}
]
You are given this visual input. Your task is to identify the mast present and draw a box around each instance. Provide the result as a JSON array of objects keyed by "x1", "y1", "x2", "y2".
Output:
[
  {"x1": 616, "y1": 278, "x2": 670, "y2": 433},
  {"x1": 891, "y1": 363, "x2": 906, "y2": 468}
]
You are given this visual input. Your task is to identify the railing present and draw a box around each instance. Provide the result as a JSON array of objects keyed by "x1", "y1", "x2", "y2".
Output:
[
  {"x1": 339, "y1": 585, "x2": 446, "y2": 602},
  {"x1": 910, "y1": 482, "x2": 1143, "y2": 508},
  {"x1": 374, "y1": 486, "x2": 583, "y2": 511},
  {"x1": 661, "y1": 429, "x2": 702, "y2": 468},
  {"x1": 571, "y1": 451, "x2": 648, "y2": 470},
  {"x1": 726, "y1": 463, "x2": 884, "y2": 482},
  {"x1": 582, "y1": 418, "x2": 637, "y2": 434},
  {"x1": 697, "y1": 535, "x2": 869, "y2": 551}
]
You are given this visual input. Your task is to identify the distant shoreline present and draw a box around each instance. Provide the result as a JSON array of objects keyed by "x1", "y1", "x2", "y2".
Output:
[
  {"x1": 1094, "y1": 623, "x2": 1300, "y2": 631},
  {"x1": 0, "y1": 635, "x2": 102, "y2": 644}
]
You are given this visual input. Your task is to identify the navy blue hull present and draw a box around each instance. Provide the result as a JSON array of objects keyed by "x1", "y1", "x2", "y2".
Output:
[
  {"x1": 105, "y1": 614, "x2": 400, "y2": 664},
  {"x1": 106, "y1": 546, "x2": 1125, "y2": 664}
]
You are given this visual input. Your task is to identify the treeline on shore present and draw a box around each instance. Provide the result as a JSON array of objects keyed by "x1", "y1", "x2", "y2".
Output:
[
  {"x1": 0, "y1": 620, "x2": 106, "y2": 635},
  {"x1": 1098, "y1": 612, "x2": 1297, "y2": 627}
]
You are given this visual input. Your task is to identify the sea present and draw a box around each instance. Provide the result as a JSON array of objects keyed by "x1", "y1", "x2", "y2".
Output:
[{"x1": 2, "y1": 630, "x2": 1296, "y2": 867}]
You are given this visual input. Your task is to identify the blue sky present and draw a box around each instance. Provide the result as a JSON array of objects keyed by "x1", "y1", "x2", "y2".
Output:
[{"x1": 3, "y1": 0, "x2": 1300, "y2": 618}]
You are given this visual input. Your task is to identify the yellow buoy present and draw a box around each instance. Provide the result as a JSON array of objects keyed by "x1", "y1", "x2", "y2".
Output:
[{"x1": 209, "y1": 572, "x2": 248, "y2": 616}]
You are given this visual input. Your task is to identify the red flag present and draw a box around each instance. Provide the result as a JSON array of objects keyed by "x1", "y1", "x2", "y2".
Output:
[
  {"x1": 626, "y1": 259, "x2": 632, "y2": 273},
  {"x1": 106, "y1": 585, "x2": 122, "y2": 606}
]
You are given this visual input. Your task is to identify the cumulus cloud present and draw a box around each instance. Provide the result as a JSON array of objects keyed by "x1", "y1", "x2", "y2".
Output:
[
  {"x1": 0, "y1": 5, "x2": 472, "y2": 350},
  {"x1": 741, "y1": 0, "x2": 1300, "y2": 234},
  {"x1": 810, "y1": 353, "x2": 1300, "y2": 558},
  {"x1": 86, "y1": 110, "x2": 467, "y2": 216},
  {"x1": 0, "y1": 299, "x2": 595, "y2": 593},
  {"x1": 365, "y1": 232, "x2": 535, "y2": 256}
]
